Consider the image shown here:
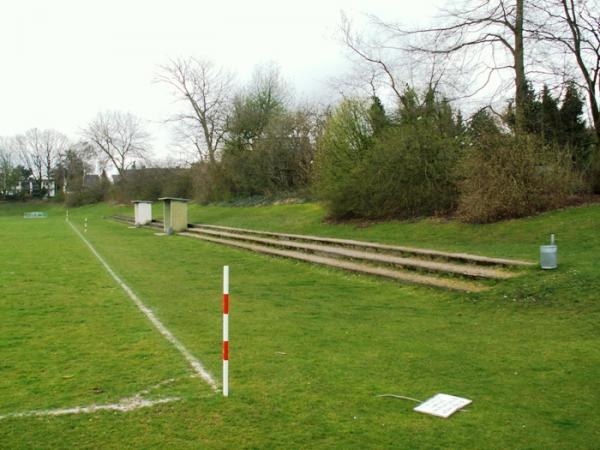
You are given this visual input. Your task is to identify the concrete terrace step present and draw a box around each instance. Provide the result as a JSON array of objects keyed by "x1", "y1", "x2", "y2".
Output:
[
  {"x1": 112, "y1": 216, "x2": 162, "y2": 228},
  {"x1": 111, "y1": 215, "x2": 527, "y2": 291},
  {"x1": 114, "y1": 215, "x2": 533, "y2": 268},
  {"x1": 179, "y1": 231, "x2": 486, "y2": 293},
  {"x1": 191, "y1": 223, "x2": 535, "y2": 268},
  {"x1": 184, "y1": 227, "x2": 515, "y2": 280}
]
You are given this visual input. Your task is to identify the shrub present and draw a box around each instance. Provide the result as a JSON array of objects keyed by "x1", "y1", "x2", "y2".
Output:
[
  {"x1": 217, "y1": 110, "x2": 318, "y2": 200},
  {"x1": 65, "y1": 186, "x2": 105, "y2": 207},
  {"x1": 314, "y1": 96, "x2": 462, "y2": 220},
  {"x1": 358, "y1": 123, "x2": 461, "y2": 219},
  {"x1": 313, "y1": 99, "x2": 374, "y2": 218},
  {"x1": 162, "y1": 168, "x2": 193, "y2": 199},
  {"x1": 585, "y1": 146, "x2": 600, "y2": 194},
  {"x1": 457, "y1": 133, "x2": 582, "y2": 223},
  {"x1": 191, "y1": 162, "x2": 232, "y2": 204},
  {"x1": 109, "y1": 168, "x2": 193, "y2": 203},
  {"x1": 65, "y1": 172, "x2": 110, "y2": 207}
]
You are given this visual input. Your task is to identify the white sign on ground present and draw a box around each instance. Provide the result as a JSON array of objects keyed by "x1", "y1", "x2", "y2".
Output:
[{"x1": 414, "y1": 393, "x2": 471, "y2": 418}]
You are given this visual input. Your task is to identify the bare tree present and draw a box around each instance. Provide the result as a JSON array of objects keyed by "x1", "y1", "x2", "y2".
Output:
[
  {"x1": 0, "y1": 137, "x2": 17, "y2": 196},
  {"x1": 82, "y1": 111, "x2": 151, "y2": 175},
  {"x1": 225, "y1": 63, "x2": 292, "y2": 152},
  {"x1": 16, "y1": 128, "x2": 69, "y2": 189},
  {"x1": 343, "y1": 0, "x2": 529, "y2": 128},
  {"x1": 16, "y1": 129, "x2": 44, "y2": 187},
  {"x1": 529, "y1": 0, "x2": 600, "y2": 142},
  {"x1": 41, "y1": 130, "x2": 69, "y2": 184},
  {"x1": 339, "y1": 13, "x2": 454, "y2": 104},
  {"x1": 156, "y1": 57, "x2": 234, "y2": 163}
]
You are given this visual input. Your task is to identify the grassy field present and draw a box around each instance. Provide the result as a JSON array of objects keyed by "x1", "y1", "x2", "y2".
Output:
[{"x1": 1, "y1": 201, "x2": 599, "y2": 448}]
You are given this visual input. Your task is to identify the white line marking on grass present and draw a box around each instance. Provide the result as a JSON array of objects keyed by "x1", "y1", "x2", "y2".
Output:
[
  {"x1": 0, "y1": 396, "x2": 180, "y2": 420},
  {"x1": 0, "y1": 375, "x2": 207, "y2": 421},
  {"x1": 138, "y1": 377, "x2": 178, "y2": 395},
  {"x1": 67, "y1": 220, "x2": 218, "y2": 391}
]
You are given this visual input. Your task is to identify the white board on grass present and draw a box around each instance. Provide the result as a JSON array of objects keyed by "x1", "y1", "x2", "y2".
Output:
[{"x1": 414, "y1": 393, "x2": 471, "y2": 418}]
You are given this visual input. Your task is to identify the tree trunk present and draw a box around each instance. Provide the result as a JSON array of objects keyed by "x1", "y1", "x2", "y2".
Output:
[
  {"x1": 514, "y1": 0, "x2": 527, "y2": 132},
  {"x1": 590, "y1": 92, "x2": 600, "y2": 145}
]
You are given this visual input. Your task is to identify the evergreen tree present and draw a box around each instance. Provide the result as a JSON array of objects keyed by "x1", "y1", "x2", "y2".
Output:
[
  {"x1": 540, "y1": 85, "x2": 560, "y2": 144},
  {"x1": 455, "y1": 111, "x2": 466, "y2": 134},
  {"x1": 559, "y1": 81, "x2": 590, "y2": 167},
  {"x1": 398, "y1": 86, "x2": 420, "y2": 124},
  {"x1": 437, "y1": 98, "x2": 460, "y2": 136},
  {"x1": 368, "y1": 96, "x2": 388, "y2": 136},
  {"x1": 469, "y1": 108, "x2": 500, "y2": 139},
  {"x1": 397, "y1": 86, "x2": 460, "y2": 136},
  {"x1": 522, "y1": 83, "x2": 542, "y2": 135},
  {"x1": 100, "y1": 169, "x2": 111, "y2": 199},
  {"x1": 504, "y1": 82, "x2": 543, "y2": 136}
]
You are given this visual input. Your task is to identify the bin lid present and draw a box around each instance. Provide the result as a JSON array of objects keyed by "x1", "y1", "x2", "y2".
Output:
[
  {"x1": 158, "y1": 197, "x2": 190, "y2": 203},
  {"x1": 132, "y1": 200, "x2": 153, "y2": 204}
]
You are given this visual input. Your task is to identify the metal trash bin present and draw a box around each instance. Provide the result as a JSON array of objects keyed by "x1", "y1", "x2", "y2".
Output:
[{"x1": 540, "y1": 234, "x2": 557, "y2": 269}]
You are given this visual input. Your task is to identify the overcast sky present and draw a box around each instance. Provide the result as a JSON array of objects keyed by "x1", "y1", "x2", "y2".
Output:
[{"x1": 0, "y1": 0, "x2": 441, "y2": 161}]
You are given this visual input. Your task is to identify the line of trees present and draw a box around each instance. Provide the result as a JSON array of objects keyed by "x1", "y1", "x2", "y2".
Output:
[
  {"x1": 316, "y1": 85, "x2": 589, "y2": 223},
  {"x1": 0, "y1": 110, "x2": 153, "y2": 204},
  {"x1": 324, "y1": 0, "x2": 599, "y2": 221},
  {"x1": 157, "y1": 62, "x2": 324, "y2": 202},
  {"x1": 0, "y1": 130, "x2": 69, "y2": 199},
  {"x1": 339, "y1": 0, "x2": 599, "y2": 139},
  {"x1": 3, "y1": 0, "x2": 598, "y2": 224}
]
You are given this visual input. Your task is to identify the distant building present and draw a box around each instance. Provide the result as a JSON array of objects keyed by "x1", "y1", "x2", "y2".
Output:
[
  {"x1": 84, "y1": 174, "x2": 100, "y2": 187},
  {"x1": 8, "y1": 175, "x2": 56, "y2": 198},
  {"x1": 15, "y1": 176, "x2": 56, "y2": 198},
  {"x1": 41, "y1": 178, "x2": 56, "y2": 197}
]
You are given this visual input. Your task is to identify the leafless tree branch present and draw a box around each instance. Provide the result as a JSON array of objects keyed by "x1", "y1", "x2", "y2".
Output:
[
  {"x1": 82, "y1": 111, "x2": 151, "y2": 175},
  {"x1": 156, "y1": 57, "x2": 234, "y2": 163}
]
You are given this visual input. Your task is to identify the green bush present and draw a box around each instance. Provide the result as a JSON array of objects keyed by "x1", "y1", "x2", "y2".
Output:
[
  {"x1": 110, "y1": 168, "x2": 193, "y2": 203},
  {"x1": 65, "y1": 186, "x2": 105, "y2": 207},
  {"x1": 65, "y1": 172, "x2": 111, "y2": 207},
  {"x1": 585, "y1": 144, "x2": 600, "y2": 193},
  {"x1": 191, "y1": 162, "x2": 233, "y2": 204},
  {"x1": 161, "y1": 169, "x2": 192, "y2": 199},
  {"x1": 358, "y1": 123, "x2": 461, "y2": 219},
  {"x1": 314, "y1": 97, "x2": 462, "y2": 220},
  {"x1": 457, "y1": 133, "x2": 582, "y2": 223},
  {"x1": 313, "y1": 99, "x2": 373, "y2": 219},
  {"x1": 216, "y1": 110, "x2": 317, "y2": 200}
]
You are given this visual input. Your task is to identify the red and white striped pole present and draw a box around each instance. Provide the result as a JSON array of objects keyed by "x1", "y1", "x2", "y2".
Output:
[{"x1": 223, "y1": 265, "x2": 229, "y2": 397}]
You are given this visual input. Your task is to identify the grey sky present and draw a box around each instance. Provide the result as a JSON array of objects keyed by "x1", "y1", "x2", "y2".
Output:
[{"x1": 0, "y1": 0, "x2": 440, "y2": 160}]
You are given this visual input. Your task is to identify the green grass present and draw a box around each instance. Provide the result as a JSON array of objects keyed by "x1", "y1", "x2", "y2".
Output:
[{"x1": 1, "y1": 201, "x2": 599, "y2": 448}]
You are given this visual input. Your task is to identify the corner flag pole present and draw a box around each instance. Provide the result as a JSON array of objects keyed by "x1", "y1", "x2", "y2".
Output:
[{"x1": 223, "y1": 265, "x2": 229, "y2": 397}]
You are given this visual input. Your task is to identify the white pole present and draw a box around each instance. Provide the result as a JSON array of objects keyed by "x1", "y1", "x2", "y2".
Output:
[
  {"x1": 84, "y1": 217, "x2": 88, "y2": 233},
  {"x1": 223, "y1": 265, "x2": 229, "y2": 397},
  {"x1": 66, "y1": 210, "x2": 69, "y2": 222}
]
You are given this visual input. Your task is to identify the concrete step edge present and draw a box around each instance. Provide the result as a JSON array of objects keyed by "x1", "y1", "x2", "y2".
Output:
[
  {"x1": 190, "y1": 223, "x2": 534, "y2": 267},
  {"x1": 179, "y1": 231, "x2": 487, "y2": 293},
  {"x1": 185, "y1": 227, "x2": 514, "y2": 280}
]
